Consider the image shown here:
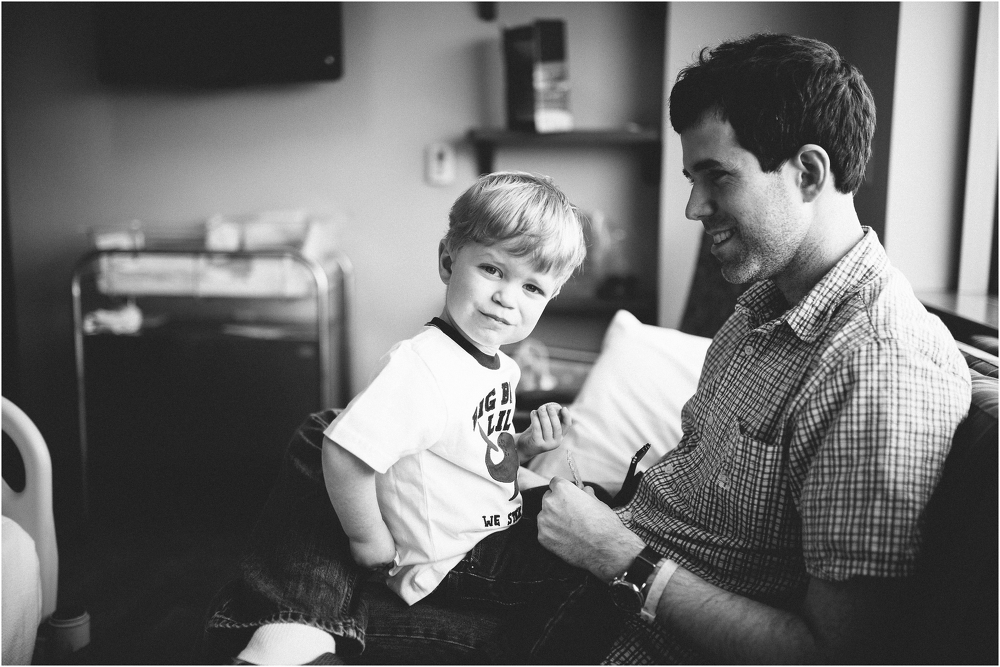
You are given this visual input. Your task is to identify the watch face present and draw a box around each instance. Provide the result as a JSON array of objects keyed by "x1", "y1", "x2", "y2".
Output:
[{"x1": 610, "y1": 580, "x2": 643, "y2": 613}]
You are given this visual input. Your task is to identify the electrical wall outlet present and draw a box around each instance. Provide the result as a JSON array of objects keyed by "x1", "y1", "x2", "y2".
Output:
[{"x1": 425, "y1": 142, "x2": 456, "y2": 186}]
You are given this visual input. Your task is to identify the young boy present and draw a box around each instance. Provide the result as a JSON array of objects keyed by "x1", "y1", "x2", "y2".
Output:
[{"x1": 224, "y1": 171, "x2": 588, "y2": 665}]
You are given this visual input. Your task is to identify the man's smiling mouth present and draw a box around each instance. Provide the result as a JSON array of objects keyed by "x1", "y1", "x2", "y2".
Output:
[{"x1": 711, "y1": 229, "x2": 735, "y2": 245}]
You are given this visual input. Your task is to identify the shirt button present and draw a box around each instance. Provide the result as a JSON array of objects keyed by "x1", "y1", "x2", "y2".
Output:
[
  {"x1": 718, "y1": 473, "x2": 730, "y2": 489},
  {"x1": 621, "y1": 510, "x2": 633, "y2": 523},
  {"x1": 743, "y1": 343, "x2": 755, "y2": 356},
  {"x1": 663, "y1": 462, "x2": 675, "y2": 474}
]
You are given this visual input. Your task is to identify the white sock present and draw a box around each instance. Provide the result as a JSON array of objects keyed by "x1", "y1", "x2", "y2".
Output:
[{"x1": 237, "y1": 622, "x2": 337, "y2": 665}]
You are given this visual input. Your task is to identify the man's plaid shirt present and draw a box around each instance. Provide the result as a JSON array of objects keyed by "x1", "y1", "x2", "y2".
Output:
[{"x1": 605, "y1": 229, "x2": 971, "y2": 663}]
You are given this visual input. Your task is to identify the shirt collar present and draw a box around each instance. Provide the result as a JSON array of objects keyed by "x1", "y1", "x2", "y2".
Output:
[
  {"x1": 427, "y1": 317, "x2": 501, "y2": 369},
  {"x1": 736, "y1": 227, "x2": 886, "y2": 342}
]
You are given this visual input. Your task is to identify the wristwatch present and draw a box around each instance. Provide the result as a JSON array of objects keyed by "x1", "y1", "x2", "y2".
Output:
[{"x1": 609, "y1": 546, "x2": 660, "y2": 613}]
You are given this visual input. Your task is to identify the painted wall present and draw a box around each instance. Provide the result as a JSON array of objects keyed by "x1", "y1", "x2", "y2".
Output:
[
  {"x1": 885, "y1": 2, "x2": 978, "y2": 293},
  {"x1": 958, "y1": 2, "x2": 1000, "y2": 295},
  {"x1": 657, "y1": 2, "x2": 900, "y2": 328},
  {"x1": 958, "y1": 2, "x2": 999, "y2": 296},
  {"x1": 2, "y1": 2, "x2": 664, "y2": 513}
]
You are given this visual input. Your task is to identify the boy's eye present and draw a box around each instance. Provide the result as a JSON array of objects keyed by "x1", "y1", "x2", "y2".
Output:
[
  {"x1": 524, "y1": 284, "x2": 544, "y2": 296},
  {"x1": 480, "y1": 265, "x2": 501, "y2": 277}
]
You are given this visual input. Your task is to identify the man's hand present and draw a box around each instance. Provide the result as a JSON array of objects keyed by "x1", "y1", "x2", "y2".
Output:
[
  {"x1": 517, "y1": 403, "x2": 572, "y2": 462},
  {"x1": 538, "y1": 477, "x2": 645, "y2": 582},
  {"x1": 348, "y1": 521, "x2": 397, "y2": 571}
]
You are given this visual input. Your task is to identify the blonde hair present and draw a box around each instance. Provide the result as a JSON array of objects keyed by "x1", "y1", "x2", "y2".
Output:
[{"x1": 444, "y1": 172, "x2": 586, "y2": 282}]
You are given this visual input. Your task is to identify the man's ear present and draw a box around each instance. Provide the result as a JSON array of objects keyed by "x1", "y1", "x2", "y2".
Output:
[
  {"x1": 438, "y1": 241, "x2": 454, "y2": 285},
  {"x1": 794, "y1": 144, "x2": 831, "y2": 203}
]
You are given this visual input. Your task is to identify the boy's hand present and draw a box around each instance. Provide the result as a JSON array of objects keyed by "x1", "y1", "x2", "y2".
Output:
[
  {"x1": 348, "y1": 521, "x2": 397, "y2": 571},
  {"x1": 518, "y1": 402, "x2": 572, "y2": 461}
]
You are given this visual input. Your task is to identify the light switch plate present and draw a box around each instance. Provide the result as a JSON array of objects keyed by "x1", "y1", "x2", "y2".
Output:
[{"x1": 425, "y1": 142, "x2": 456, "y2": 186}]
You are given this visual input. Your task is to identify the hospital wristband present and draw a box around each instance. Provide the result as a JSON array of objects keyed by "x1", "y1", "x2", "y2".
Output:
[{"x1": 640, "y1": 558, "x2": 679, "y2": 624}]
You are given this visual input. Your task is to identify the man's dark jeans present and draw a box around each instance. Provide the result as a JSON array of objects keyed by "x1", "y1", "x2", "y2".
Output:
[{"x1": 203, "y1": 410, "x2": 622, "y2": 664}]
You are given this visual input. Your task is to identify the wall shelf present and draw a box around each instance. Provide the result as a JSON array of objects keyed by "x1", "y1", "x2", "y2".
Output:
[
  {"x1": 465, "y1": 126, "x2": 663, "y2": 346},
  {"x1": 467, "y1": 128, "x2": 661, "y2": 182}
]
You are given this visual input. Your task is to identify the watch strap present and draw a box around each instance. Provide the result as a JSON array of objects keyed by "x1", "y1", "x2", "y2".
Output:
[
  {"x1": 640, "y1": 558, "x2": 678, "y2": 623},
  {"x1": 625, "y1": 545, "x2": 660, "y2": 588}
]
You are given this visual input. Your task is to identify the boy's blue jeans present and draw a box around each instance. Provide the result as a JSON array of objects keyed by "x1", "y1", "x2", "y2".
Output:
[{"x1": 204, "y1": 410, "x2": 622, "y2": 664}]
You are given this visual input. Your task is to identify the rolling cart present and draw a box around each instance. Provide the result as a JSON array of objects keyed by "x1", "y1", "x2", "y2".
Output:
[{"x1": 71, "y1": 248, "x2": 353, "y2": 520}]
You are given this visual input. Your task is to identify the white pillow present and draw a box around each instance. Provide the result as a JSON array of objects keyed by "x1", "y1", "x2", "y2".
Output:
[{"x1": 525, "y1": 310, "x2": 711, "y2": 493}]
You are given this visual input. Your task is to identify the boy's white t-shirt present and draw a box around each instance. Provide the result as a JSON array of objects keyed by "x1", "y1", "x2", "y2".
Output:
[{"x1": 324, "y1": 320, "x2": 522, "y2": 605}]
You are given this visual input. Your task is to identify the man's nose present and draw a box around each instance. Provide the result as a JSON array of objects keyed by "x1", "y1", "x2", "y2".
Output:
[{"x1": 685, "y1": 185, "x2": 714, "y2": 221}]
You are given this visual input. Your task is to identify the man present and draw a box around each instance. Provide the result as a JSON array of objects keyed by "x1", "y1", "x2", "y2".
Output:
[
  {"x1": 535, "y1": 33, "x2": 971, "y2": 663},
  {"x1": 205, "y1": 33, "x2": 971, "y2": 664}
]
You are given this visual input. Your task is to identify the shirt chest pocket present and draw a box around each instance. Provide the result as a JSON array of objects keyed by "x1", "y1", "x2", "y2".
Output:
[{"x1": 697, "y1": 417, "x2": 790, "y2": 541}]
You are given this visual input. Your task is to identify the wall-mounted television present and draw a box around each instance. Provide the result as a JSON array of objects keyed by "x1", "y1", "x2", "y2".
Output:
[{"x1": 93, "y1": 2, "x2": 343, "y2": 88}]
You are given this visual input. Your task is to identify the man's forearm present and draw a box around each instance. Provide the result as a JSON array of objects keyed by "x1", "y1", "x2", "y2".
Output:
[
  {"x1": 654, "y1": 566, "x2": 904, "y2": 663},
  {"x1": 656, "y1": 566, "x2": 815, "y2": 664}
]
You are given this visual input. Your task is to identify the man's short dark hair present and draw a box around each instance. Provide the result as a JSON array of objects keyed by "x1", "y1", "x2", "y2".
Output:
[{"x1": 669, "y1": 33, "x2": 876, "y2": 194}]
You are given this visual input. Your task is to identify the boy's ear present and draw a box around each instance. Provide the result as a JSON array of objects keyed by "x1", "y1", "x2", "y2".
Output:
[
  {"x1": 438, "y1": 241, "x2": 454, "y2": 284},
  {"x1": 794, "y1": 144, "x2": 830, "y2": 203}
]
